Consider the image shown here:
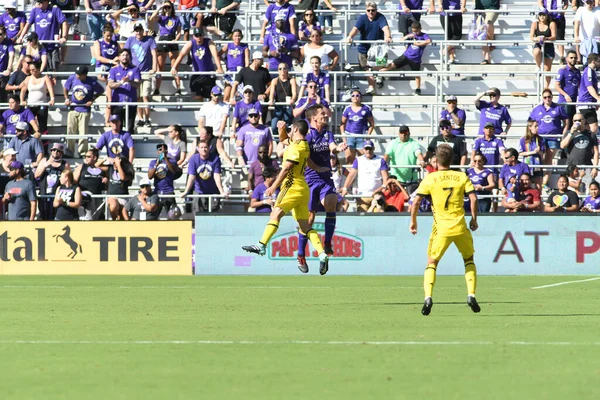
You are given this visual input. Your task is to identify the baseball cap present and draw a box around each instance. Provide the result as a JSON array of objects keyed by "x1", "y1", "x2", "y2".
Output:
[
  {"x1": 538, "y1": 7, "x2": 549, "y2": 14},
  {"x1": 109, "y1": 114, "x2": 121, "y2": 122},
  {"x1": 192, "y1": 27, "x2": 204, "y2": 37},
  {"x1": 25, "y1": 32, "x2": 38, "y2": 42},
  {"x1": 398, "y1": 125, "x2": 410, "y2": 132},
  {"x1": 484, "y1": 122, "x2": 494, "y2": 128},
  {"x1": 242, "y1": 84, "x2": 254, "y2": 93},
  {"x1": 446, "y1": 95, "x2": 457, "y2": 102},
  {"x1": 75, "y1": 65, "x2": 89, "y2": 75},
  {"x1": 248, "y1": 109, "x2": 260, "y2": 116},
  {"x1": 15, "y1": 121, "x2": 29, "y2": 131},
  {"x1": 4, "y1": 0, "x2": 17, "y2": 8},
  {"x1": 50, "y1": 143, "x2": 65, "y2": 152},
  {"x1": 252, "y1": 51, "x2": 263, "y2": 60},
  {"x1": 363, "y1": 140, "x2": 375, "y2": 149},
  {"x1": 211, "y1": 86, "x2": 222, "y2": 95},
  {"x1": 139, "y1": 178, "x2": 152, "y2": 187},
  {"x1": 133, "y1": 22, "x2": 144, "y2": 31},
  {"x1": 9, "y1": 161, "x2": 24, "y2": 170},
  {"x1": 2, "y1": 148, "x2": 17, "y2": 156}
]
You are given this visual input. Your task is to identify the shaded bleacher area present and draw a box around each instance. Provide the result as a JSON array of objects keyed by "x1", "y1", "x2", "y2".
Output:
[{"x1": 0, "y1": 0, "x2": 590, "y2": 217}]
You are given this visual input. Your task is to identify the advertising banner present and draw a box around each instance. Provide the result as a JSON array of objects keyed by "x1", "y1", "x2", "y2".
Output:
[
  {"x1": 0, "y1": 221, "x2": 192, "y2": 275},
  {"x1": 195, "y1": 214, "x2": 600, "y2": 275}
]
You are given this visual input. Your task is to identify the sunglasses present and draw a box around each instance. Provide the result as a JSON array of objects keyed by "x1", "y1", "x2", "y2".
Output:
[
  {"x1": 193, "y1": 34, "x2": 203, "y2": 38},
  {"x1": 399, "y1": 131, "x2": 409, "y2": 134},
  {"x1": 308, "y1": 85, "x2": 317, "y2": 88},
  {"x1": 440, "y1": 126, "x2": 450, "y2": 130},
  {"x1": 366, "y1": 9, "x2": 376, "y2": 12},
  {"x1": 351, "y1": 94, "x2": 361, "y2": 98},
  {"x1": 543, "y1": 95, "x2": 552, "y2": 99},
  {"x1": 248, "y1": 114, "x2": 259, "y2": 118},
  {"x1": 573, "y1": 119, "x2": 583, "y2": 122},
  {"x1": 504, "y1": 156, "x2": 514, "y2": 159},
  {"x1": 305, "y1": 13, "x2": 314, "y2": 16},
  {"x1": 51, "y1": 149, "x2": 62, "y2": 152},
  {"x1": 140, "y1": 184, "x2": 151, "y2": 188},
  {"x1": 84, "y1": 155, "x2": 93, "y2": 159},
  {"x1": 278, "y1": 67, "x2": 288, "y2": 70},
  {"x1": 244, "y1": 90, "x2": 253, "y2": 94},
  {"x1": 474, "y1": 159, "x2": 484, "y2": 163},
  {"x1": 364, "y1": 147, "x2": 374, "y2": 150}
]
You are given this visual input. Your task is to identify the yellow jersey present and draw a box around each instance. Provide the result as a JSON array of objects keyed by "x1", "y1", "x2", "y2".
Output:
[
  {"x1": 282, "y1": 139, "x2": 310, "y2": 191},
  {"x1": 416, "y1": 170, "x2": 475, "y2": 237}
]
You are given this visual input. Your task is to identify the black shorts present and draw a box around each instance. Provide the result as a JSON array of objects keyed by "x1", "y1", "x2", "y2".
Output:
[
  {"x1": 157, "y1": 35, "x2": 179, "y2": 53},
  {"x1": 201, "y1": 13, "x2": 216, "y2": 27},
  {"x1": 554, "y1": 17, "x2": 566, "y2": 41},
  {"x1": 440, "y1": 14, "x2": 463, "y2": 40},
  {"x1": 190, "y1": 74, "x2": 216, "y2": 98},
  {"x1": 582, "y1": 108, "x2": 598, "y2": 124},
  {"x1": 392, "y1": 55, "x2": 420, "y2": 71}
]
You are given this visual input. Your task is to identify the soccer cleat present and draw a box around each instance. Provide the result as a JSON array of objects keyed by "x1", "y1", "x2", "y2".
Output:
[
  {"x1": 467, "y1": 296, "x2": 481, "y2": 313},
  {"x1": 242, "y1": 244, "x2": 266, "y2": 256},
  {"x1": 421, "y1": 297, "x2": 433, "y2": 316},
  {"x1": 319, "y1": 253, "x2": 329, "y2": 275},
  {"x1": 297, "y1": 256, "x2": 309, "y2": 274},
  {"x1": 324, "y1": 242, "x2": 334, "y2": 256}
]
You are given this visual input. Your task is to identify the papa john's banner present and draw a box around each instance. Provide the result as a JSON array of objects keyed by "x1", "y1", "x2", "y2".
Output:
[
  {"x1": 0, "y1": 221, "x2": 192, "y2": 275},
  {"x1": 195, "y1": 214, "x2": 600, "y2": 275}
]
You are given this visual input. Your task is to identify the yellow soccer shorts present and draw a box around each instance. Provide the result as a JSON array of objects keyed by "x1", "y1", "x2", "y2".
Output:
[
  {"x1": 275, "y1": 186, "x2": 310, "y2": 221},
  {"x1": 427, "y1": 230, "x2": 475, "y2": 261}
]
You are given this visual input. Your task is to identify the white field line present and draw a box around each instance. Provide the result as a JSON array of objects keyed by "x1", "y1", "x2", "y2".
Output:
[
  {"x1": 0, "y1": 285, "x2": 512, "y2": 290},
  {"x1": 531, "y1": 277, "x2": 600, "y2": 290},
  {"x1": 0, "y1": 340, "x2": 597, "y2": 346}
]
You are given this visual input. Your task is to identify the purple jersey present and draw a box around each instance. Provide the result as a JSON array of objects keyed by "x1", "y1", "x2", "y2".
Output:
[
  {"x1": 28, "y1": 6, "x2": 66, "y2": 51},
  {"x1": 158, "y1": 15, "x2": 180, "y2": 37},
  {"x1": 401, "y1": 0, "x2": 424, "y2": 12},
  {"x1": 96, "y1": 130, "x2": 135, "y2": 159},
  {"x1": 440, "y1": 0, "x2": 462, "y2": 16},
  {"x1": 304, "y1": 126, "x2": 334, "y2": 183},
  {"x1": 579, "y1": 66, "x2": 598, "y2": 105},
  {"x1": 0, "y1": 11, "x2": 26, "y2": 40},
  {"x1": 298, "y1": 20, "x2": 321, "y2": 37},
  {"x1": 342, "y1": 104, "x2": 373, "y2": 134},
  {"x1": 125, "y1": 36, "x2": 156, "y2": 72},
  {"x1": 187, "y1": 153, "x2": 221, "y2": 194},
  {"x1": 95, "y1": 38, "x2": 119, "y2": 68},
  {"x1": 0, "y1": 39, "x2": 14, "y2": 71},
  {"x1": 499, "y1": 162, "x2": 531, "y2": 185},
  {"x1": 294, "y1": 97, "x2": 330, "y2": 120},
  {"x1": 236, "y1": 124, "x2": 273, "y2": 163},
  {"x1": 439, "y1": 108, "x2": 466, "y2": 136},
  {"x1": 301, "y1": 71, "x2": 330, "y2": 99},
  {"x1": 108, "y1": 64, "x2": 142, "y2": 102},
  {"x1": 191, "y1": 38, "x2": 215, "y2": 72},
  {"x1": 582, "y1": 195, "x2": 600, "y2": 211},
  {"x1": 264, "y1": 3, "x2": 296, "y2": 33},
  {"x1": 63, "y1": 74, "x2": 105, "y2": 113},
  {"x1": 517, "y1": 136, "x2": 546, "y2": 166},
  {"x1": 529, "y1": 103, "x2": 567, "y2": 137},
  {"x1": 472, "y1": 136, "x2": 505, "y2": 167},
  {"x1": 403, "y1": 32, "x2": 430, "y2": 64},
  {"x1": 467, "y1": 167, "x2": 494, "y2": 192},
  {"x1": 476, "y1": 100, "x2": 512, "y2": 135},
  {"x1": 0, "y1": 108, "x2": 36, "y2": 136},
  {"x1": 541, "y1": 0, "x2": 565, "y2": 20},
  {"x1": 233, "y1": 100, "x2": 262, "y2": 128},
  {"x1": 252, "y1": 182, "x2": 280, "y2": 212},
  {"x1": 148, "y1": 158, "x2": 176, "y2": 194},
  {"x1": 555, "y1": 66, "x2": 580, "y2": 103},
  {"x1": 264, "y1": 30, "x2": 298, "y2": 70},
  {"x1": 226, "y1": 42, "x2": 248, "y2": 72}
]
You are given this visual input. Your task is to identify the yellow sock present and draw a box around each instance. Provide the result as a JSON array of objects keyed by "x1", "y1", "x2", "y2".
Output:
[
  {"x1": 424, "y1": 263, "x2": 437, "y2": 298},
  {"x1": 305, "y1": 229, "x2": 324, "y2": 254},
  {"x1": 465, "y1": 260, "x2": 477, "y2": 296},
  {"x1": 259, "y1": 220, "x2": 280, "y2": 246}
]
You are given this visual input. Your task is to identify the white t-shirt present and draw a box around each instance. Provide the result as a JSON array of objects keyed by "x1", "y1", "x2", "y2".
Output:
[
  {"x1": 353, "y1": 155, "x2": 389, "y2": 196},
  {"x1": 197, "y1": 101, "x2": 230, "y2": 131},
  {"x1": 574, "y1": 7, "x2": 600, "y2": 41},
  {"x1": 302, "y1": 43, "x2": 335, "y2": 73}
]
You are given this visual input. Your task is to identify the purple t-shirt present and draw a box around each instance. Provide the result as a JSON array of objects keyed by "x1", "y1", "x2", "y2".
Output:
[
  {"x1": 401, "y1": 0, "x2": 424, "y2": 12},
  {"x1": 28, "y1": 6, "x2": 66, "y2": 51},
  {"x1": 342, "y1": 104, "x2": 373, "y2": 134},
  {"x1": 96, "y1": 38, "x2": 119, "y2": 68},
  {"x1": 191, "y1": 38, "x2": 215, "y2": 72},
  {"x1": 108, "y1": 64, "x2": 142, "y2": 102},
  {"x1": 403, "y1": 32, "x2": 430, "y2": 64},
  {"x1": 301, "y1": 71, "x2": 330, "y2": 99},
  {"x1": 0, "y1": 108, "x2": 36, "y2": 136},
  {"x1": 298, "y1": 21, "x2": 321, "y2": 37},
  {"x1": 252, "y1": 182, "x2": 280, "y2": 212},
  {"x1": 499, "y1": 162, "x2": 531, "y2": 185},
  {"x1": 439, "y1": 108, "x2": 466, "y2": 136},
  {"x1": 472, "y1": 136, "x2": 505, "y2": 167},
  {"x1": 582, "y1": 195, "x2": 600, "y2": 211},
  {"x1": 579, "y1": 66, "x2": 597, "y2": 104},
  {"x1": 264, "y1": 3, "x2": 296, "y2": 33},
  {"x1": 64, "y1": 75, "x2": 105, "y2": 113},
  {"x1": 555, "y1": 66, "x2": 580, "y2": 103},
  {"x1": 148, "y1": 158, "x2": 175, "y2": 194},
  {"x1": 233, "y1": 100, "x2": 262, "y2": 128},
  {"x1": 96, "y1": 130, "x2": 135, "y2": 159},
  {"x1": 125, "y1": 36, "x2": 156, "y2": 72},
  {"x1": 467, "y1": 167, "x2": 493, "y2": 192},
  {"x1": 440, "y1": 0, "x2": 462, "y2": 16},
  {"x1": 249, "y1": 159, "x2": 280, "y2": 188},
  {"x1": 529, "y1": 103, "x2": 568, "y2": 137},
  {"x1": 187, "y1": 153, "x2": 221, "y2": 194},
  {"x1": 264, "y1": 31, "x2": 298, "y2": 70},
  {"x1": 236, "y1": 124, "x2": 273, "y2": 163},
  {"x1": 294, "y1": 97, "x2": 330, "y2": 120},
  {"x1": 541, "y1": 0, "x2": 564, "y2": 20},
  {"x1": 158, "y1": 15, "x2": 181, "y2": 37},
  {"x1": 517, "y1": 137, "x2": 546, "y2": 166},
  {"x1": 0, "y1": 11, "x2": 27, "y2": 40},
  {"x1": 305, "y1": 126, "x2": 334, "y2": 183},
  {"x1": 226, "y1": 42, "x2": 248, "y2": 72},
  {"x1": 0, "y1": 39, "x2": 14, "y2": 71},
  {"x1": 476, "y1": 100, "x2": 512, "y2": 135}
]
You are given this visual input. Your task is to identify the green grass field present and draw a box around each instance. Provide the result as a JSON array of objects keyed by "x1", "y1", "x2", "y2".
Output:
[{"x1": 0, "y1": 275, "x2": 598, "y2": 399}]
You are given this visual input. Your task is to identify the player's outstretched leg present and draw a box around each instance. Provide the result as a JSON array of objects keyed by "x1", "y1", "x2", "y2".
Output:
[
  {"x1": 422, "y1": 262, "x2": 437, "y2": 316},
  {"x1": 464, "y1": 258, "x2": 480, "y2": 313},
  {"x1": 297, "y1": 231, "x2": 309, "y2": 273},
  {"x1": 242, "y1": 220, "x2": 280, "y2": 256}
]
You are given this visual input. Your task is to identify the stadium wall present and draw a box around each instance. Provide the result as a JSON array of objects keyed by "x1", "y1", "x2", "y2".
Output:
[{"x1": 195, "y1": 215, "x2": 600, "y2": 275}]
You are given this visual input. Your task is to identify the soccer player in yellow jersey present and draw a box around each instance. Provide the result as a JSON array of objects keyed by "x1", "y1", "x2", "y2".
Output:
[
  {"x1": 410, "y1": 144, "x2": 481, "y2": 316},
  {"x1": 242, "y1": 120, "x2": 331, "y2": 273}
]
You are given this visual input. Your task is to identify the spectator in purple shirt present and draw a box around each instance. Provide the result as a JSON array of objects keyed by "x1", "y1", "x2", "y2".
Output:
[
  {"x1": 554, "y1": 49, "x2": 580, "y2": 126},
  {"x1": 399, "y1": 0, "x2": 434, "y2": 35},
  {"x1": 339, "y1": 89, "x2": 374, "y2": 165},
  {"x1": 219, "y1": 29, "x2": 250, "y2": 103},
  {"x1": 472, "y1": 122, "x2": 505, "y2": 171},
  {"x1": 148, "y1": 142, "x2": 181, "y2": 216},
  {"x1": 0, "y1": 94, "x2": 39, "y2": 137},
  {"x1": 577, "y1": 53, "x2": 600, "y2": 135},
  {"x1": 250, "y1": 167, "x2": 280, "y2": 213},
  {"x1": 248, "y1": 145, "x2": 280, "y2": 193},
  {"x1": 181, "y1": 140, "x2": 226, "y2": 213},
  {"x1": 0, "y1": 0, "x2": 26, "y2": 45},
  {"x1": 379, "y1": 21, "x2": 431, "y2": 96},
  {"x1": 293, "y1": 81, "x2": 331, "y2": 120},
  {"x1": 467, "y1": 153, "x2": 496, "y2": 212},
  {"x1": 439, "y1": 95, "x2": 466, "y2": 136},
  {"x1": 300, "y1": 56, "x2": 330, "y2": 101},
  {"x1": 149, "y1": 2, "x2": 182, "y2": 96},
  {"x1": 498, "y1": 148, "x2": 531, "y2": 194},
  {"x1": 96, "y1": 114, "x2": 136, "y2": 163},
  {"x1": 0, "y1": 26, "x2": 15, "y2": 102},
  {"x1": 18, "y1": 0, "x2": 68, "y2": 71},
  {"x1": 518, "y1": 119, "x2": 546, "y2": 190},
  {"x1": 236, "y1": 110, "x2": 273, "y2": 167},
  {"x1": 263, "y1": 18, "x2": 299, "y2": 71},
  {"x1": 232, "y1": 85, "x2": 262, "y2": 136},
  {"x1": 260, "y1": 0, "x2": 297, "y2": 42},
  {"x1": 108, "y1": 48, "x2": 142, "y2": 134},
  {"x1": 63, "y1": 65, "x2": 105, "y2": 158},
  {"x1": 581, "y1": 181, "x2": 600, "y2": 212},
  {"x1": 473, "y1": 87, "x2": 512, "y2": 136}
]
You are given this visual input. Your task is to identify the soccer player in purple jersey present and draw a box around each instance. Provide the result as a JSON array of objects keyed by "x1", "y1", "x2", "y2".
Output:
[{"x1": 296, "y1": 104, "x2": 347, "y2": 274}]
